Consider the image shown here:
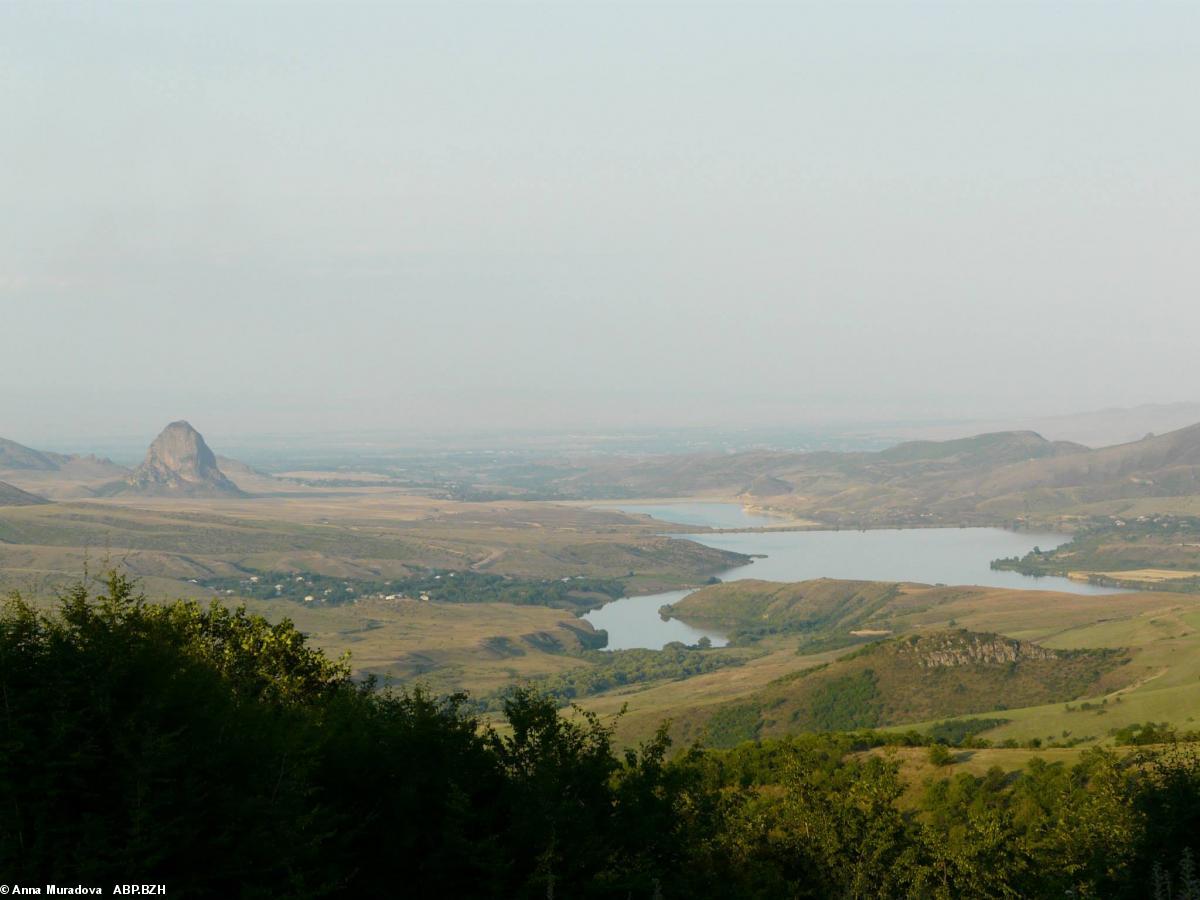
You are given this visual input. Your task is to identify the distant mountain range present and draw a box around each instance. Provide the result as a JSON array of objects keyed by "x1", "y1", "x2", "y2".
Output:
[
  {"x1": 874, "y1": 401, "x2": 1200, "y2": 449},
  {"x1": 542, "y1": 420, "x2": 1200, "y2": 525},
  {"x1": 5, "y1": 412, "x2": 1200, "y2": 523}
]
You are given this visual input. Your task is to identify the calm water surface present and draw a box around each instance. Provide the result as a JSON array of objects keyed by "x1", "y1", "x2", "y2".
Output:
[{"x1": 584, "y1": 503, "x2": 1121, "y2": 650}]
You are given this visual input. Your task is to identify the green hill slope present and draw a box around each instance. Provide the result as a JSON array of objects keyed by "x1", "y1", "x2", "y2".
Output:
[
  {"x1": 700, "y1": 629, "x2": 1130, "y2": 746},
  {"x1": 663, "y1": 578, "x2": 908, "y2": 646}
]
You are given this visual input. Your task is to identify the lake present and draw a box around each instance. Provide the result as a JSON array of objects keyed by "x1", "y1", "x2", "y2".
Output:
[{"x1": 583, "y1": 503, "x2": 1122, "y2": 650}]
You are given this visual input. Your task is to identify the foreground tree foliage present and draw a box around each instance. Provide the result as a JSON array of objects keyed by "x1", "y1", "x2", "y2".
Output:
[{"x1": 0, "y1": 574, "x2": 1197, "y2": 898}]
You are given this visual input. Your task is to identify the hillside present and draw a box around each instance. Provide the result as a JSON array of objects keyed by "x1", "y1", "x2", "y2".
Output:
[
  {"x1": 701, "y1": 629, "x2": 1130, "y2": 746},
  {"x1": 791, "y1": 423, "x2": 1200, "y2": 522},
  {"x1": 661, "y1": 577, "x2": 1063, "y2": 652},
  {"x1": 663, "y1": 578, "x2": 909, "y2": 646},
  {"x1": 214, "y1": 455, "x2": 285, "y2": 493},
  {"x1": 513, "y1": 422, "x2": 1200, "y2": 527},
  {"x1": 552, "y1": 430, "x2": 1083, "y2": 502},
  {"x1": 0, "y1": 436, "x2": 70, "y2": 470},
  {"x1": 0, "y1": 481, "x2": 48, "y2": 506},
  {"x1": 877, "y1": 430, "x2": 1086, "y2": 466},
  {"x1": 970, "y1": 422, "x2": 1200, "y2": 504},
  {"x1": 0, "y1": 436, "x2": 130, "y2": 499}
]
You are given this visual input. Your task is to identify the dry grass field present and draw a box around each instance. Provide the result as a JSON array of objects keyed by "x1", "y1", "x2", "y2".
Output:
[
  {"x1": 0, "y1": 487, "x2": 744, "y2": 711},
  {"x1": 236, "y1": 595, "x2": 600, "y2": 695},
  {"x1": 0, "y1": 489, "x2": 742, "y2": 594},
  {"x1": 1072, "y1": 568, "x2": 1200, "y2": 583}
]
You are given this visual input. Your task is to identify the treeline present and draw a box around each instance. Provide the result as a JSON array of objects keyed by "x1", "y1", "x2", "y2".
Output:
[
  {"x1": 991, "y1": 515, "x2": 1200, "y2": 592},
  {"x1": 2, "y1": 576, "x2": 1199, "y2": 898},
  {"x1": 200, "y1": 568, "x2": 626, "y2": 612},
  {"x1": 1115, "y1": 721, "x2": 1200, "y2": 746}
]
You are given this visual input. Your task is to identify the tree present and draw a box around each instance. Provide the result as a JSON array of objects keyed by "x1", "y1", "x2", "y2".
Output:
[{"x1": 928, "y1": 744, "x2": 955, "y2": 767}]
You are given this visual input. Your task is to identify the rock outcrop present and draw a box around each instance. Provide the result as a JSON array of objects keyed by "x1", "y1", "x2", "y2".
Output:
[
  {"x1": 896, "y1": 630, "x2": 1060, "y2": 668},
  {"x1": 117, "y1": 421, "x2": 245, "y2": 497}
]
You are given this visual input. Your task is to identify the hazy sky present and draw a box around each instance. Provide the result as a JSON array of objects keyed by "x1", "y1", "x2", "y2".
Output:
[{"x1": 4, "y1": 2, "x2": 1199, "y2": 445}]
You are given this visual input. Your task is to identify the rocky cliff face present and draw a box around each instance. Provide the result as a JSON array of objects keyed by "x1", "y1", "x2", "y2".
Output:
[
  {"x1": 121, "y1": 421, "x2": 245, "y2": 497},
  {"x1": 896, "y1": 630, "x2": 1060, "y2": 668}
]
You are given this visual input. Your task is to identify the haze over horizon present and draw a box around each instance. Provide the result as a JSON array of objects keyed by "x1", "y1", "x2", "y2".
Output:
[{"x1": 5, "y1": 2, "x2": 1199, "y2": 443}]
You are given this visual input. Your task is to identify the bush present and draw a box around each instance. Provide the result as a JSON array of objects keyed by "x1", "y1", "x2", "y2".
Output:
[
  {"x1": 2, "y1": 573, "x2": 1198, "y2": 899},
  {"x1": 0, "y1": 574, "x2": 699, "y2": 897},
  {"x1": 928, "y1": 743, "x2": 955, "y2": 766}
]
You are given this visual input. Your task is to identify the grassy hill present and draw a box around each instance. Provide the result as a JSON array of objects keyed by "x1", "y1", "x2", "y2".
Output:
[
  {"x1": 662, "y1": 578, "x2": 906, "y2": 647},
  {"x1": 699, "y1": 629, "x2": 1130, "y2": 746},
  {"x1": 876, "y1": 430, "x2": 1086, "y2": 466},
  {"x1": 661, "y1": 577, "x2": 1059, "y2": 651},
  {"x1": 0, "y1": 480, "x2": 48, "y2": 506}
]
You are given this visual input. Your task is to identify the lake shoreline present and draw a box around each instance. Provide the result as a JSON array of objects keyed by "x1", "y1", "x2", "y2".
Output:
[{"x1": 583, "y1": 503, "x2": 1122, "y2": 650}]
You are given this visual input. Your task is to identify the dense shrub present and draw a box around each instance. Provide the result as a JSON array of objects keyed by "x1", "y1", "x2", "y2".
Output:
[{"x1": 1, "y1": 574, "x2": 1198, "y2": 898}]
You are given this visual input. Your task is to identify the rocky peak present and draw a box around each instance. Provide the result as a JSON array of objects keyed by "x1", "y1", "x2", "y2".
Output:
[{"x1": 123, "y1": 421, "x2": 245, "y2": 497}]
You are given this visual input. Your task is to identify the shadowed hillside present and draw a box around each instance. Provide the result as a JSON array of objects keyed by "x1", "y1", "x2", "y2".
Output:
[{"x1": 0, "y1": 481, "x2": 48, "y2": 506}]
